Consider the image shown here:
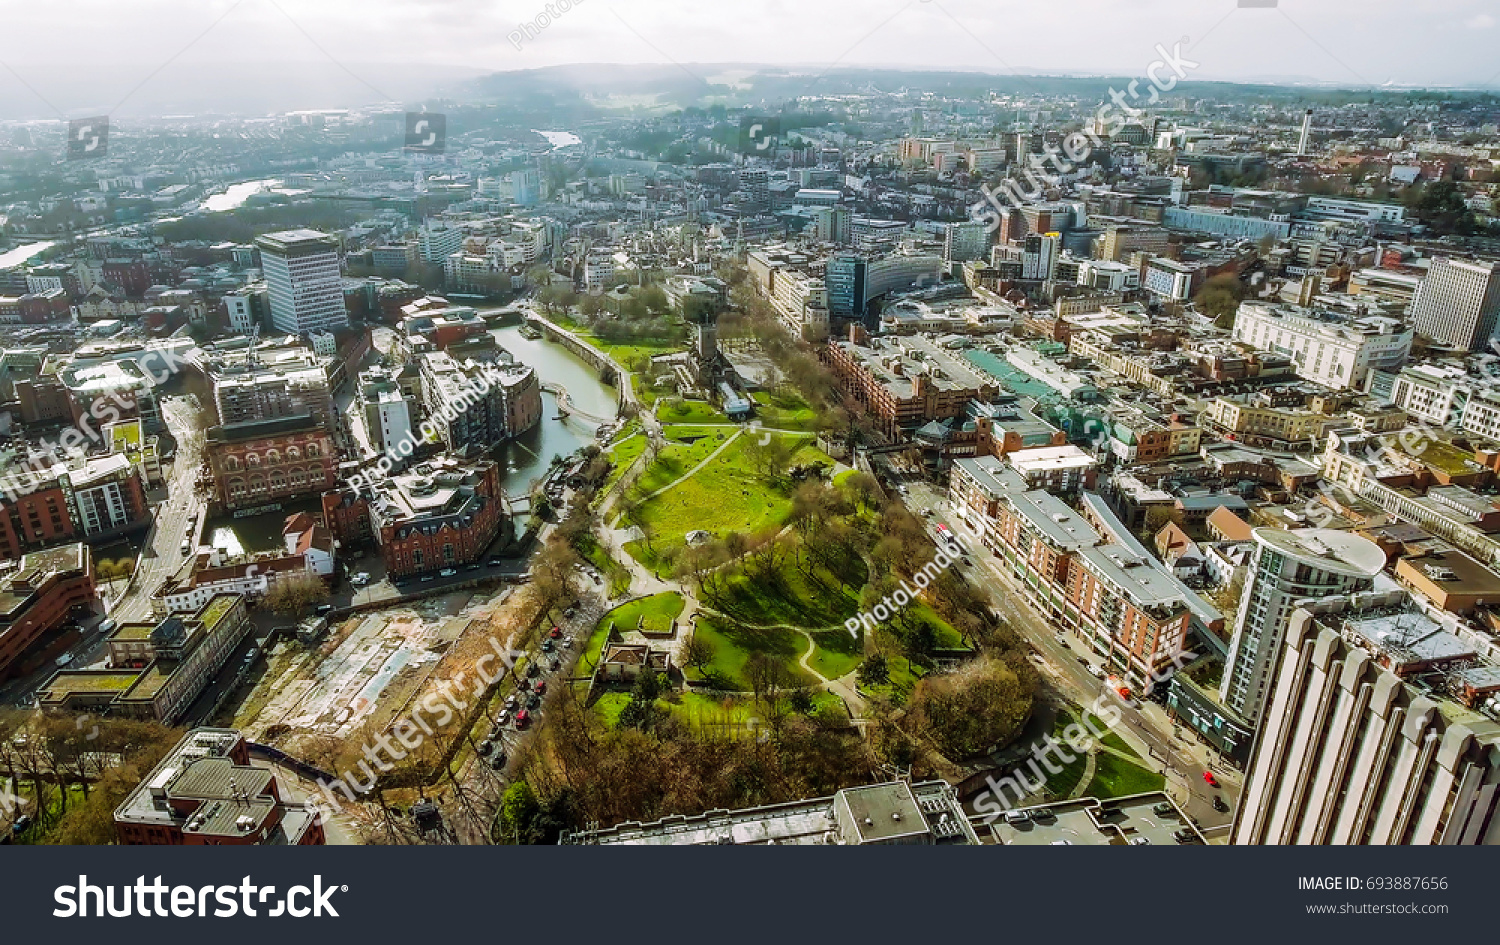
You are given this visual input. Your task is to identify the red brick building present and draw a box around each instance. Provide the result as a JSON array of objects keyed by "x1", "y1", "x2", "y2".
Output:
[
  {"x1": 0, "y1": 543, "x2": 94, "y2": 681},
  {"x1": 323, "y1": 457, "x2": 508, "y2": 578},
  {"x1": 206, "y1": 414, "x2": 339, "y2": 512}
]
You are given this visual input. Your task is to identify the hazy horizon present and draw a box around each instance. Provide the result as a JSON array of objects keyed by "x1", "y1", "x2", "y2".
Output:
[{"x1": 1, "y1": 0, "x2": 1498, "y2": 119}]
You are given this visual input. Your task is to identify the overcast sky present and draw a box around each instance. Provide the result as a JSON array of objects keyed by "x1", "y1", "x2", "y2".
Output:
[{"x1": 3, "y1": 0, "x2": 1499, "y2": 116}]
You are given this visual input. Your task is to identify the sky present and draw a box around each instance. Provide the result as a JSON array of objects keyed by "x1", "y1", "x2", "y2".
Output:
[{"x1": 2, "y1": 0, "x2": 1499, "y2": 117}]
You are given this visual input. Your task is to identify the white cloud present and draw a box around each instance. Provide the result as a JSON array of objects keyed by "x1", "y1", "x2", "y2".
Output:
[{"x1": 1467, "y1": 13, "x2": 1496, "y2": 28}]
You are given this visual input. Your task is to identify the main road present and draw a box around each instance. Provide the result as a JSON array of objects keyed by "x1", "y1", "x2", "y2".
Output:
[{"x1": 110, "y1": 393, "x2": 209, "y2": 625}]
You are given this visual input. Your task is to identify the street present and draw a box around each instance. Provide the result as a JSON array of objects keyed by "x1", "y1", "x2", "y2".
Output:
[{"x1": 899, "y1": 477, "x2": 1239, "y2": 835}]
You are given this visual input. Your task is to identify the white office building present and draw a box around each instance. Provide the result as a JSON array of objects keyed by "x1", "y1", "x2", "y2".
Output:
[
  {"x1": 1220, "y1": 528, "x2": 1385, "y2": 727},
  {"x1": 1235, "y1": 596, "x2": 1500, "y2": 845},
  {"x1": 255, "y1": 230, "x2": 349, "y2": 335},
  {"x1": 1231, "y1": 301, "x2": 1413, "y2": 390},
  {"x1": 1407, "y1": 257, "x2": 1500, "y2": 351}
]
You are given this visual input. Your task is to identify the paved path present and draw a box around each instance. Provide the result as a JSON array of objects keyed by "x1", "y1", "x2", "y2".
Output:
[{"x1": 636, "y1": 429, "x2": 743, "y2": 502}]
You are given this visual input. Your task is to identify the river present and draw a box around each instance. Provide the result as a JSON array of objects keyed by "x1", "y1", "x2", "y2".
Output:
[
  {"x1": 0, "y1": 240, "x2": 55, "y2": 268},
  {"x1": 200, "y1": 179, "x2": 311, "y2": 212},
  {"x1": 532, "y1": 129, "x2": 581, "y2": 150},
  {"x1": 489, "y1": 323, "x2": 618, "y2": 494}
]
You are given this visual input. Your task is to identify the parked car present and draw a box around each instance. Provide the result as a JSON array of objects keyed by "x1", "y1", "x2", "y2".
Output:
[
  {"x1": 97, "y1": 618, "x2": 117, "y2": 634},
  {"x1": 1128, "y1": 837, "x2": 1151, "y2": 845},
  {"x1": 1202, "y1": 771, "x2": 1218, "y2": 787},
  {"x1": 563, "y1": 636, "x2": 573, "y2": 649},
  {"x1": 1212, "y1": 796, "x2": 1230, "y2": 813},
  {"x1": 494, "y1": 710, "x2": 511, "y2": 725},
  {"x1": 535, "y1": 680, "x2": 547, "y2": 695},
  {"x1": 549, "y1": 626, "x2": 563, "y2": 639},
  {"x1": 489, "y1": 751, "x2": 507, "y2": 770},
  {"x1": 479, "y1": 739, "x2": 493, "y2": 754},
  {"x1": 541, "y1": 639, "x2": 554, "y2": 653},
  {"x1": 526, "y1": 692, "x2": 541, "y2": 709},
  {"x1": 487, "y1": 558, "x2": 503, "y2": 567},
  {"x1": 527, "y1": 662, "x2": 541, "y2": 677},
  {"x1": 549, "y1": 659, "x2": 561, "y2": 672},
  {"x1": 514, "y1": 709, "x2": 530, "y2": 730},
  {"x1": 1173, "y1": 828, "x2": 1199, "y2": 844},
  {"x1": 1152, "y1": 803, "x2": 1176, "y2": 817},
  {"x1": 439, "y1": 568, "x2": 457, "y2": 578},
  {"x1": 504, "y1": 695, "x2": 518, "y2": 710},
  {"x1": 351, "y1": 573, "x2": 370, "y2": 587}
]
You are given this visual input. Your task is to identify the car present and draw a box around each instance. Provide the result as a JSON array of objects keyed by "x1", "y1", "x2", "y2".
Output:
[
  {"x1": 180, "y1": 541, "x2": 191, "y2": 555},
  {"x1": 549, "y1": 626, "x2": 563, "y2": 639},
  {"x1": 1152, "y1": 803, "x2": 1176, "y2": 818},
  {"x1": 541, "y1": 639, "x2": 554, "y2": 653},
  {"x1": 1031, "y1": 809, "x2": 1057, "y2": 824},
  {"x1": 464, "y1": 563, "x2": 480, "y2": 571},
  {"x1": 921, "y1": 509, "x2": 933, "y2": 518},
  {"x1": 1049, "y1": 840, "x2": 1071, "y2": 845},
  {"x1": 1002, "y1": 810, "x2": 1029, "y2": 825},
  {"x1": 1057, "y1": 638, "x2": 1070, "y2": 650},
  {"x1": 495, "y1": 710, "x2": 511, "y2": 725},
  {"x1": 11, "y1": 813, "x2": 32, "y2": 834},
  {"x1": 1202, "y1": 771, "x2": 1218, "y2": 787},
  {"x1": 517, "y1": 679, "x2": 530, "y2": 692},
  {"x1": 535, "y1": 680, "x2": 547, "y2": 695},
  {"x1": 1212, "y1": 796, "x2": 1230, "y2": 813},
  {"x1": 563, "y1": 606, "x2": 577, "y2": 619},
  {"x1": 245, "y1": 647, "x2": 259, "y2": 661},
  {"x1": 54, "y1": 653, "x2": 73, "y2": 667},
  {"x1": 526, "y1": 692, "x2": 541, "y2": 709},
  {"x1": 439, "y1": 568, "x2": 457, "y2": 577},
  {"x1": 487, "y1": 558, "x2": 504, "y2": 567},
  {"x1": 504, "y1": 695, "x2": 518, "y2": 710},
  {"x1": 563, "y1": 636, "x2": 574, "y2": 649},
  {"x1": 549, "y1": 659, "x2": 561, "y2": 672},
  {"x1": 351, "y1": 573, "x2": 370, "y2": 587},
  {"x1": 420, "y1": 574, "x2": 434, "y2": 582},
  {"x1": 97, "y1": 618, "x2": 117, "y2": 634},
  {"x1": 1088, "y1": 664, "x2": 1105, "y2": 679},
  {"x1": 1173, "y1": 828, "x2": 1199, "y2": 844},
  {"x1": 527, "y1": 662, "x2": 541, "y2": 677},
  {"x1": 314, "y1": 604, "x2": 334, "y2": 616},
  {"x1": 489, "y1": 751, "x2": 507, "y2": 770},
  {"x1": 514, "y1": 709, "x2": 530, "y2": 730},
  {"x1": 479, "y1": 738, "x2": 493, "y2": 754}
]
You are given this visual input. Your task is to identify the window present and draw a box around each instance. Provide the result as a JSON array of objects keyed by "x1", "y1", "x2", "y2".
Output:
[
  {"x1": 443, "y1": 543, "x2": 455, "y2": 563},
  {"x1": 265, "y1": 449, "x2": 280, "y2": 465},
  {"x1": 223, "y1": 456, "x2": 241, "y2": 472},
  {"x1": 245, "y1": 453, "x2": 260, "y2": 468},
  {"x1": 414, "y1": 548, "x2": 423, "y2": 567},
  {"x1": 306, "y1": 442, "x2": 321, "y2": 458}
]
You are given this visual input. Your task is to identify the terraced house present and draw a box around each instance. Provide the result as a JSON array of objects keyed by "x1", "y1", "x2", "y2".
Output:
[{"x1": 950, "y1": 456, "x2": 1218, "y2": 688}]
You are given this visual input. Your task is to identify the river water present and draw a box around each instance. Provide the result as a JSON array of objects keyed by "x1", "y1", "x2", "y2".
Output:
[
  {"x1": 200, "y1": 179, "x2": 311, "y2": 212},
  {"x1": 489, "y1": 323, "x2": 618, "y2": 494},
  {"x1": 532, "y1": 129, "x2": 581, "y2": 150}
]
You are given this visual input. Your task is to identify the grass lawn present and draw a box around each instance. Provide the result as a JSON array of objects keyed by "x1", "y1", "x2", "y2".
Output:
[
  {"x1": 686, "y1": 615, "x2": 815, "y2": 691},
  {"x1": 580, "y1": 618, "x2": 615, "y2": 673},
  {"x1": 1082, "y1": 752, "x2": 1166, "y2": 799},
  {"x1": 708, "y1": 543, "x2": 867, "y2": 629},
  {"x1": 629, "y1": 433, "x2": 827, "y2": 560},
  {"x1": 863, "y1": 653, "x2": 928, "y2": 703},
  {"x1": 598, "y1": 592, "x2": 685, "y2": 636},
  {"x1": 627, "y1": 426, "x2": 735, "y2": 497},
  {"x1": 806, "y1": 629, "x2": 864, "y2": 680},
  {"x1": 602, "y1": 433, "x2": 647, "y2": 493},
  {"x1": 1038, "y1": 710, "x2": 1091, "y2": 799},
  {"x1": 751, "y1": 390, "x2": 820, "y2": 431},
  {"x1": 552, "y1": 312, "x2": 684, "y2": 365},
  {"x1": 575, "y1": 533, "x2": 633, "y2": 598},
  {"x1": 656, "y1": 399, "x2": 727, "y2": 424},
  {"x1": 1085, "y1": 713, "x2": 1141, "y2": 760}
]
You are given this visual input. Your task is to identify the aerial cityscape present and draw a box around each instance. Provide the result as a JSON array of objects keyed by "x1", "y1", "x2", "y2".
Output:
[{"x1": 2, "y1": 0, "x2": 1500, "y2": 856}]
